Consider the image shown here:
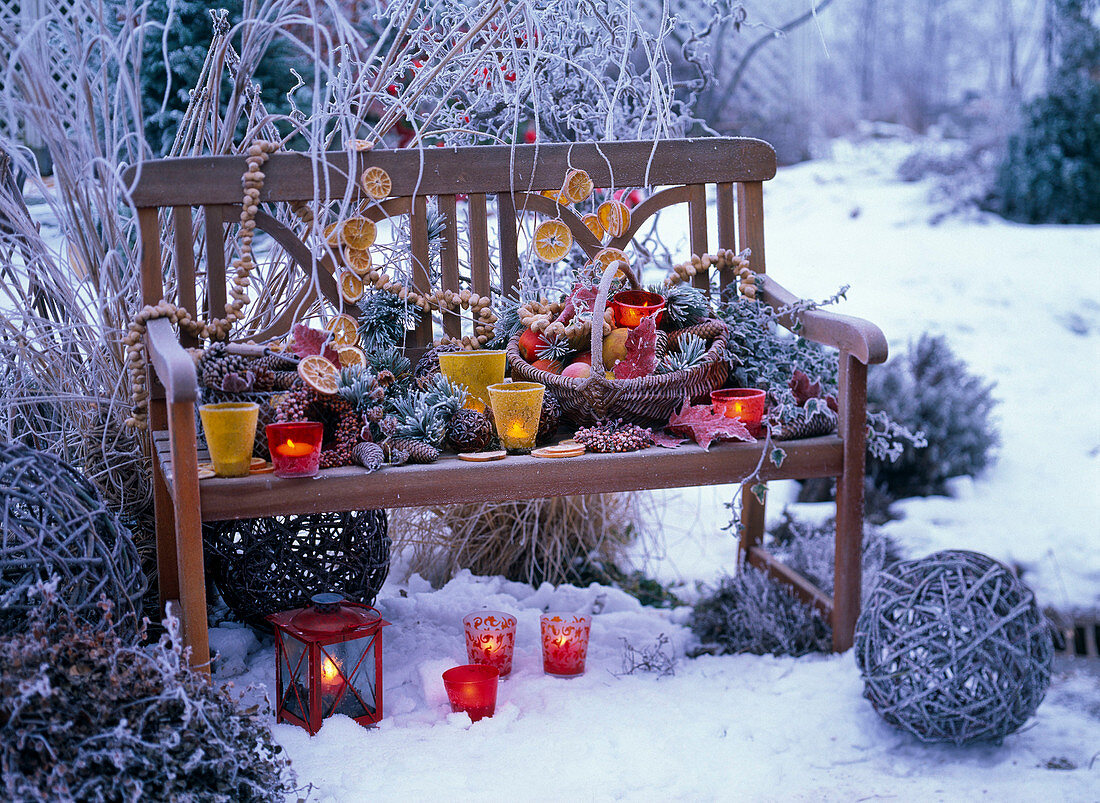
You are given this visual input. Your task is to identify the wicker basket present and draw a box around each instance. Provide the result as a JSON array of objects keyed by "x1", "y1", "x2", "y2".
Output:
[{"x1": 508, "y1": 263, "x2": 728, "y2": 426}]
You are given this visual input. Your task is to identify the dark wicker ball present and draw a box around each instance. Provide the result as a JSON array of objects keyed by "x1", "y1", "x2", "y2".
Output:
[
  {"x1": 854, "y1": 550, "x2": 1053, "y2": 745},
  {"x1": 202, "y1": 510, "x2": 390, "y2": 628},
  {"x1": 0, "y1": 441, "x2": 146, "y2": 635}
]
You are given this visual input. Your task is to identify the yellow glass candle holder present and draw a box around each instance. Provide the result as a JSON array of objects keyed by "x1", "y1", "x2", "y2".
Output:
[
  {"x1": 199, "y1": 402, "x2": 259, "y2": 477},
  {"x1": 487, "y1": 381, "x2": 545, "y2": 453},
  {"x1": 438, "y1": 350, "x2": 506, "y2": 414}
]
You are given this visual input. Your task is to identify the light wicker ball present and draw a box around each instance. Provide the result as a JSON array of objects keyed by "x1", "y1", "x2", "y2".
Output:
[
  {"x1": 854, "y1": 550, "x2": 1053, "y2": 745},
  {"x1": 0, "y1": 441, "x2": 146, "y2": 634}
]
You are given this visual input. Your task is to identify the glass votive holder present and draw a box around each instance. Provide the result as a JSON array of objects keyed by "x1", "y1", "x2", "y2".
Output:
[
  {"x1": 487, "y1": 381, "x2": 545, "y2": 453},
  {"x1": 442, "y1": 664, "x2": 499, "y2": 721},
  {"x1": 610, "y1": 289, "x2": 666, "y2": 329},
  {"x1": 463, "y1": 611, "x2": 518, "y2": 677},
  {"x1": 438, "y1": 350, "x2": 507, "y2": 414},
  {"x1": 266, "y1": 421, "x2": 324, "y2": 478},
  {"x1": 199, "y1": 402, "x2": 259, "y2": 477},
  {"x1": 540, "y1": 613, "x2": 592, "y2": 677},
  {"x1": 711, "y1": 388, "x2": 767, "y2": 437}
]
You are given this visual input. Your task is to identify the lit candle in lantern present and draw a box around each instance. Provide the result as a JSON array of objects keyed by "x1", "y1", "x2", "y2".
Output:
[
  {"x1": 711, "y1": 388, "x2": 767, "y2": 437},
  {"x1": 610, "y1": 290, "x2": 666, "y2": 329},
  {"x1": 487, "y1": 382, "x2": 545, "y2": 453},
  {"x1": 321, "y1": 654, "x2": 347, "y2": 701},
  {"x1": 540, "y1": 613, "x2": 592, "y2": 677},
  {"x1": 442, "y1": 664, "x2": 500, "y2": 721},
  {"x1": 463, "y1": 611, "x2": 517, "y2": 677},
  {"x1": 266, "y1": 421, "x2": 324, "y2": 477}
]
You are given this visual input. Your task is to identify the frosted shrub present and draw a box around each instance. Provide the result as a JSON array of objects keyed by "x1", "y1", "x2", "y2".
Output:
[
  {"x1": 0, "y1": 594, "x2": 295, "y2": 803},
  {"x1": 866, "y1": 334, "x2": 998, "y2": 498}
]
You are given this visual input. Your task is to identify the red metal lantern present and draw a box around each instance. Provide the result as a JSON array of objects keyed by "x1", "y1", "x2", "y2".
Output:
[{"x1": 267, "y1": 593, "x2": 389, "y2": 735}]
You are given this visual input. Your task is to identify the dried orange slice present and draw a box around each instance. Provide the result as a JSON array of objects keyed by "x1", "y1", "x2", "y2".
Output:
[
  {"x1": 338, "y1": 271, "x2": 365, "y2": 303},
  {"x1": 597, "y1": 200, "x2": 630, "y2": 238},
  {"x1": 344, "y1": 247, "x2": 373, "y2": 277},
  {"x1": 541, "y1": 189, "x2": 568, "y2": 205},
  {"x1": 588, "y1": 247, "x2": 629, "y2": 274},
  {"x1": 563, "y1": 169, "x2": 594, "y2": 203},
  {"x1": 326, "y1": 313, "x2": 360, "y2": 346},
  {"x1": 324, "y1": 222, "x2": 343, "y2": 248},
  {"x1": 534, "y1": 219, "x2": 573, "y2": 262},
  {"x1": 360, "y1": 166, "x2": 392, "y2": 200},
  {"x1": 581, "y1": 213, "x2": 603, "y2": 241},
  {"x1": 342, "y1": 217, "x2": 377, "y2": 249},
  {"x1": 298, "y1": 354, "x2": 339, "y2": 395},
  {"x1": 336, "y1": 345, "x2": 367, "y2": 369}
]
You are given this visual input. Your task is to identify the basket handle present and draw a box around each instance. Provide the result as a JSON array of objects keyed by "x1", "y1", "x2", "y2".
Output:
[{"x1": 588, "y1": 259, "x2": 638, "y2": 376}]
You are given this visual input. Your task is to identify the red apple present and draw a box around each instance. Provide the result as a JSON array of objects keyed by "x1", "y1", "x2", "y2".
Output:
[
  {"x1": 562, "y1": 361, "x2": 591, "y2": 379},
  {"x1": 518, "y1": 328, "x2": 545, "y2": 362},
  {"x1": 532, "y1": 357, "x2": 563, "y2": 375}
]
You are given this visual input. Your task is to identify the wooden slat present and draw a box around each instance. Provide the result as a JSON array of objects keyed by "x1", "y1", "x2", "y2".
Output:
[
  {"x1": 203, "y1": 205, "x2": 227, "y2": 321},
  {"x1": 739, "y1": 483, "x2": 766, "y2": 563},
  {"x1": 408, "y1": 195, "x2": 433, "y2": 346},
  {"x1": 515, "y1": 192, "x2": 602, "y2": 256},
  {"x1": 437, "y1": 194, "x2": 462, "y2": 340},
  {"x1": 468, "y1": 193, "x2": 492, "y2": 297},
  {"x1": 737, "y1": 182, "x2": 766, "y2": 274},
  {"x1": 152, "y1": 435, "x2": 846, "y2": 521},
  {"x1": 716, "y1": 182, "x2": 738, "y2": 289},
  {"x1": 139, "y1": 208, "x2": 163, "y2": 305},
  {"x1": 126, "y1": 139, "x2": 778, "y2": 207},
  {"x1": 747, "y1": 546, "x2": 833, "y2": 614},
  {"x1": 688, "y1": 183, "x2": 708, "y2": 291},
  {"x1": 497, "y1": 192, "x2": 520, "y2": 295},
  {"x1": 171, "y1": 206, "x2": 200, "y2": 348}
]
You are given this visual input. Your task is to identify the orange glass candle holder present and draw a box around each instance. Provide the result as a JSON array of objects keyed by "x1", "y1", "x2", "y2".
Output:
[
  {"x1": 711, "y1": 388, "x2": 767, "y2": 437},
  {"x1": 442, "y1": 664, "x2": 499, "y2": 721},
  {"x1": 487, "y1": 381, "x2": 545, "y2": 453},
  {"x1": 438, "y1": 350, "x2": 507, "y2": 414},
  {"x1": 540, "y1": 613, "x2": 592, "y2": 677},
  {"x1": 266, "y1": 422, "x2": 324, "y2": 477},
  {"x1": 463, "y1": 611, "x2": 517, "y2": 677},
  {"x1": 199, "y1": 402, "x2": 259, "y2": 477},
  {"x1": 610, "y1": 290, "x2": 666, "y2": 329}
]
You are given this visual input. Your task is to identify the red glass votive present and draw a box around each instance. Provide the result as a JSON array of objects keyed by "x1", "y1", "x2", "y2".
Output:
[
  {"x1": 442, "y1": 664, "x2": 499, "y2": 721},
  {"x1": 463, "y1": 611, "x2": 517, "y2": 677},
  {"x1": 540, "y1": 613, "x2": 592, "y2": 677},
  {"x1": 711, "y1": 388, "x2": 767, "y2": 437},
  {"x1": 610, "y1": 290, "x2": 666, "y2": 329},
  {"x1": 266, "y1": 421, "x2": 324, "y2": 477}
]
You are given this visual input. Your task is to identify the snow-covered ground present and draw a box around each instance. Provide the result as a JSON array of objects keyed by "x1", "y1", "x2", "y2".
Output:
[{"x1": 217, "y1": 139, "x2": 1100, "y2": 800}]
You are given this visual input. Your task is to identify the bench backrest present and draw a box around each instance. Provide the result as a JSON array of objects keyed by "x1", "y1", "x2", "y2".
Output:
[{"x1": 129, "y1": 137, "x2": 776, "y2": 350}]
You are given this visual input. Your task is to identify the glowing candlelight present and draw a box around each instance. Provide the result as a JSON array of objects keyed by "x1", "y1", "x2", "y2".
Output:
[
  {"x1": 610, "y1": 290, "x2": 666, "y2": 329},
  {"x1": 266, "y1": 422, "x2": 324, "y2": 477},
  {"x1": 442, "y1": 664, "x2": 500, "y2": 721},
  {"x1": 277, "y1": 438, "x2": 315, "y2": 458},
  {"x1": 540, "y1": 613, "x2": 592, "y2": 677},
  {"x1": 487, "y1": 382, "x2": 545, "y2": 453},
  {"x1": 711, "y1": 388, "x2": 767, "y2": 437},
  {"x1": 463, "y1": 611, "x2": 517, "y2": 676}
]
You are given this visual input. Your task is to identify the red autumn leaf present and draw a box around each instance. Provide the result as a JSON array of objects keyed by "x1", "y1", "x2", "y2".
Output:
[
  {"x1": 667, "y1": 398, "x2": 754, "y2": 449},
  {"x1": 290, "y1": 323, "x2": 339, "y2": 365},
  {"x1": 789, "y1": 369, "x2": 822, "y2": 407},
  {"x1": 612, "y1": 314, "x2": 658, "y2": 379},
  {"x1": 651, "y1": 430, "x2": 687, "y2": 449},
  {"x1": 555, "y1": 281, "x2": 600, "y2": 325}
]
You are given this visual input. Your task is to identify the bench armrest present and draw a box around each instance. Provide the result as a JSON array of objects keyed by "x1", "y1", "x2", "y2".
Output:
[
  {"x1": 146, "y1": 317, "x2": 198, "y2": 403},
  {"x1": 758, "y1": 275, "x2": 888, "y2": 365}
]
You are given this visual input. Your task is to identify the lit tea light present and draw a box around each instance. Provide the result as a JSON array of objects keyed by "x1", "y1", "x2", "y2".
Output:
[
  {"x1": 442, "y1": 664, "x2": 500, "y2": 721},
  {"x1": 610, "y1": 290, "x2": 666, "y2": 329},
  {"x1": 321, "y1": 654, "x2": 347, "y2": 700},
  {"x1": 711, "y1": 388, "x2": 767, "y2": 437},
  {"x1": 487, "y1": 381, "x2": 545, "y2": 454},
  {"x1": 540, "y1": 613, "x2": 592, "y2": 677},
  {"x1": 266, "y1": 421, "x2": 324, "y2": 477},
  {"x1": 463, "y1": 611, "x2": 517, "y2": 677}
]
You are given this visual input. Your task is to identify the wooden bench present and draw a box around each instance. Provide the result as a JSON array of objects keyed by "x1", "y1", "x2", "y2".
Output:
[{"x1": 129, "y1": 138, "x2": 887, "y2": 670}]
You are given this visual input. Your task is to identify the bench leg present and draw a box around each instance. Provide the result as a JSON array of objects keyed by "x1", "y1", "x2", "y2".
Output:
[
  {"x1": 832, "y1": 352, "x2": 868, "y2": 652},
  {"x1": 167, "y1": 401, "x2": 211, "y2": 675},
  {"x1": 148, "y1": 396, "x2": 181, "y2": 610},
  {"x1": 738, "y1": 483, "x2": 766, "y2": 567}
]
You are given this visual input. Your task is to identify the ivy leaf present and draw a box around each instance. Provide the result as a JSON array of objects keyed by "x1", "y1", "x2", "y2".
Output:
[
  {"x1": 612, "y1": 315, "x2": 658, "y2": 379},
  {"x1": 770, "y1": 447, "x2": 786, "y2": 467},
  {"x1": 667, "y1": 397, "x2": 754, "y2": 449},
  {"x1": 290, "y1": 323, "x2": 339, "y2": 365},
  {"x1": 750, "y1": 482, "x2": 767, "y2": 504}
]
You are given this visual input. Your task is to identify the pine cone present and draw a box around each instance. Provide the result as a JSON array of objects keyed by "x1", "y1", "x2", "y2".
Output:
[
  {"x1": 352, "y1": 441, "x2": 385, "y2": 472},
  {"x1": 271, "y1": 370, "x2": 299, "y2": 391},
  {"x1": 199, "y1": 343, "x2": 249, "y2": 390},
  {"x1": 254, "y1": 350, "x2": 299, "y2": 372},
  {"x1": 252, "y1": 366, "x2": 277, "y2": 392},
  {"x1": 388, "y1": 438, "x2": 440, "y2": 464},
  {"x1": 446, "y1": 408, "x2": 493, "y2": 452},
  {"x1": 414, "y1": 343, "x2": 460, "y2": 388},
  {"x1": 537, "y1": 392, "x2": 562, "y2": 445}
]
